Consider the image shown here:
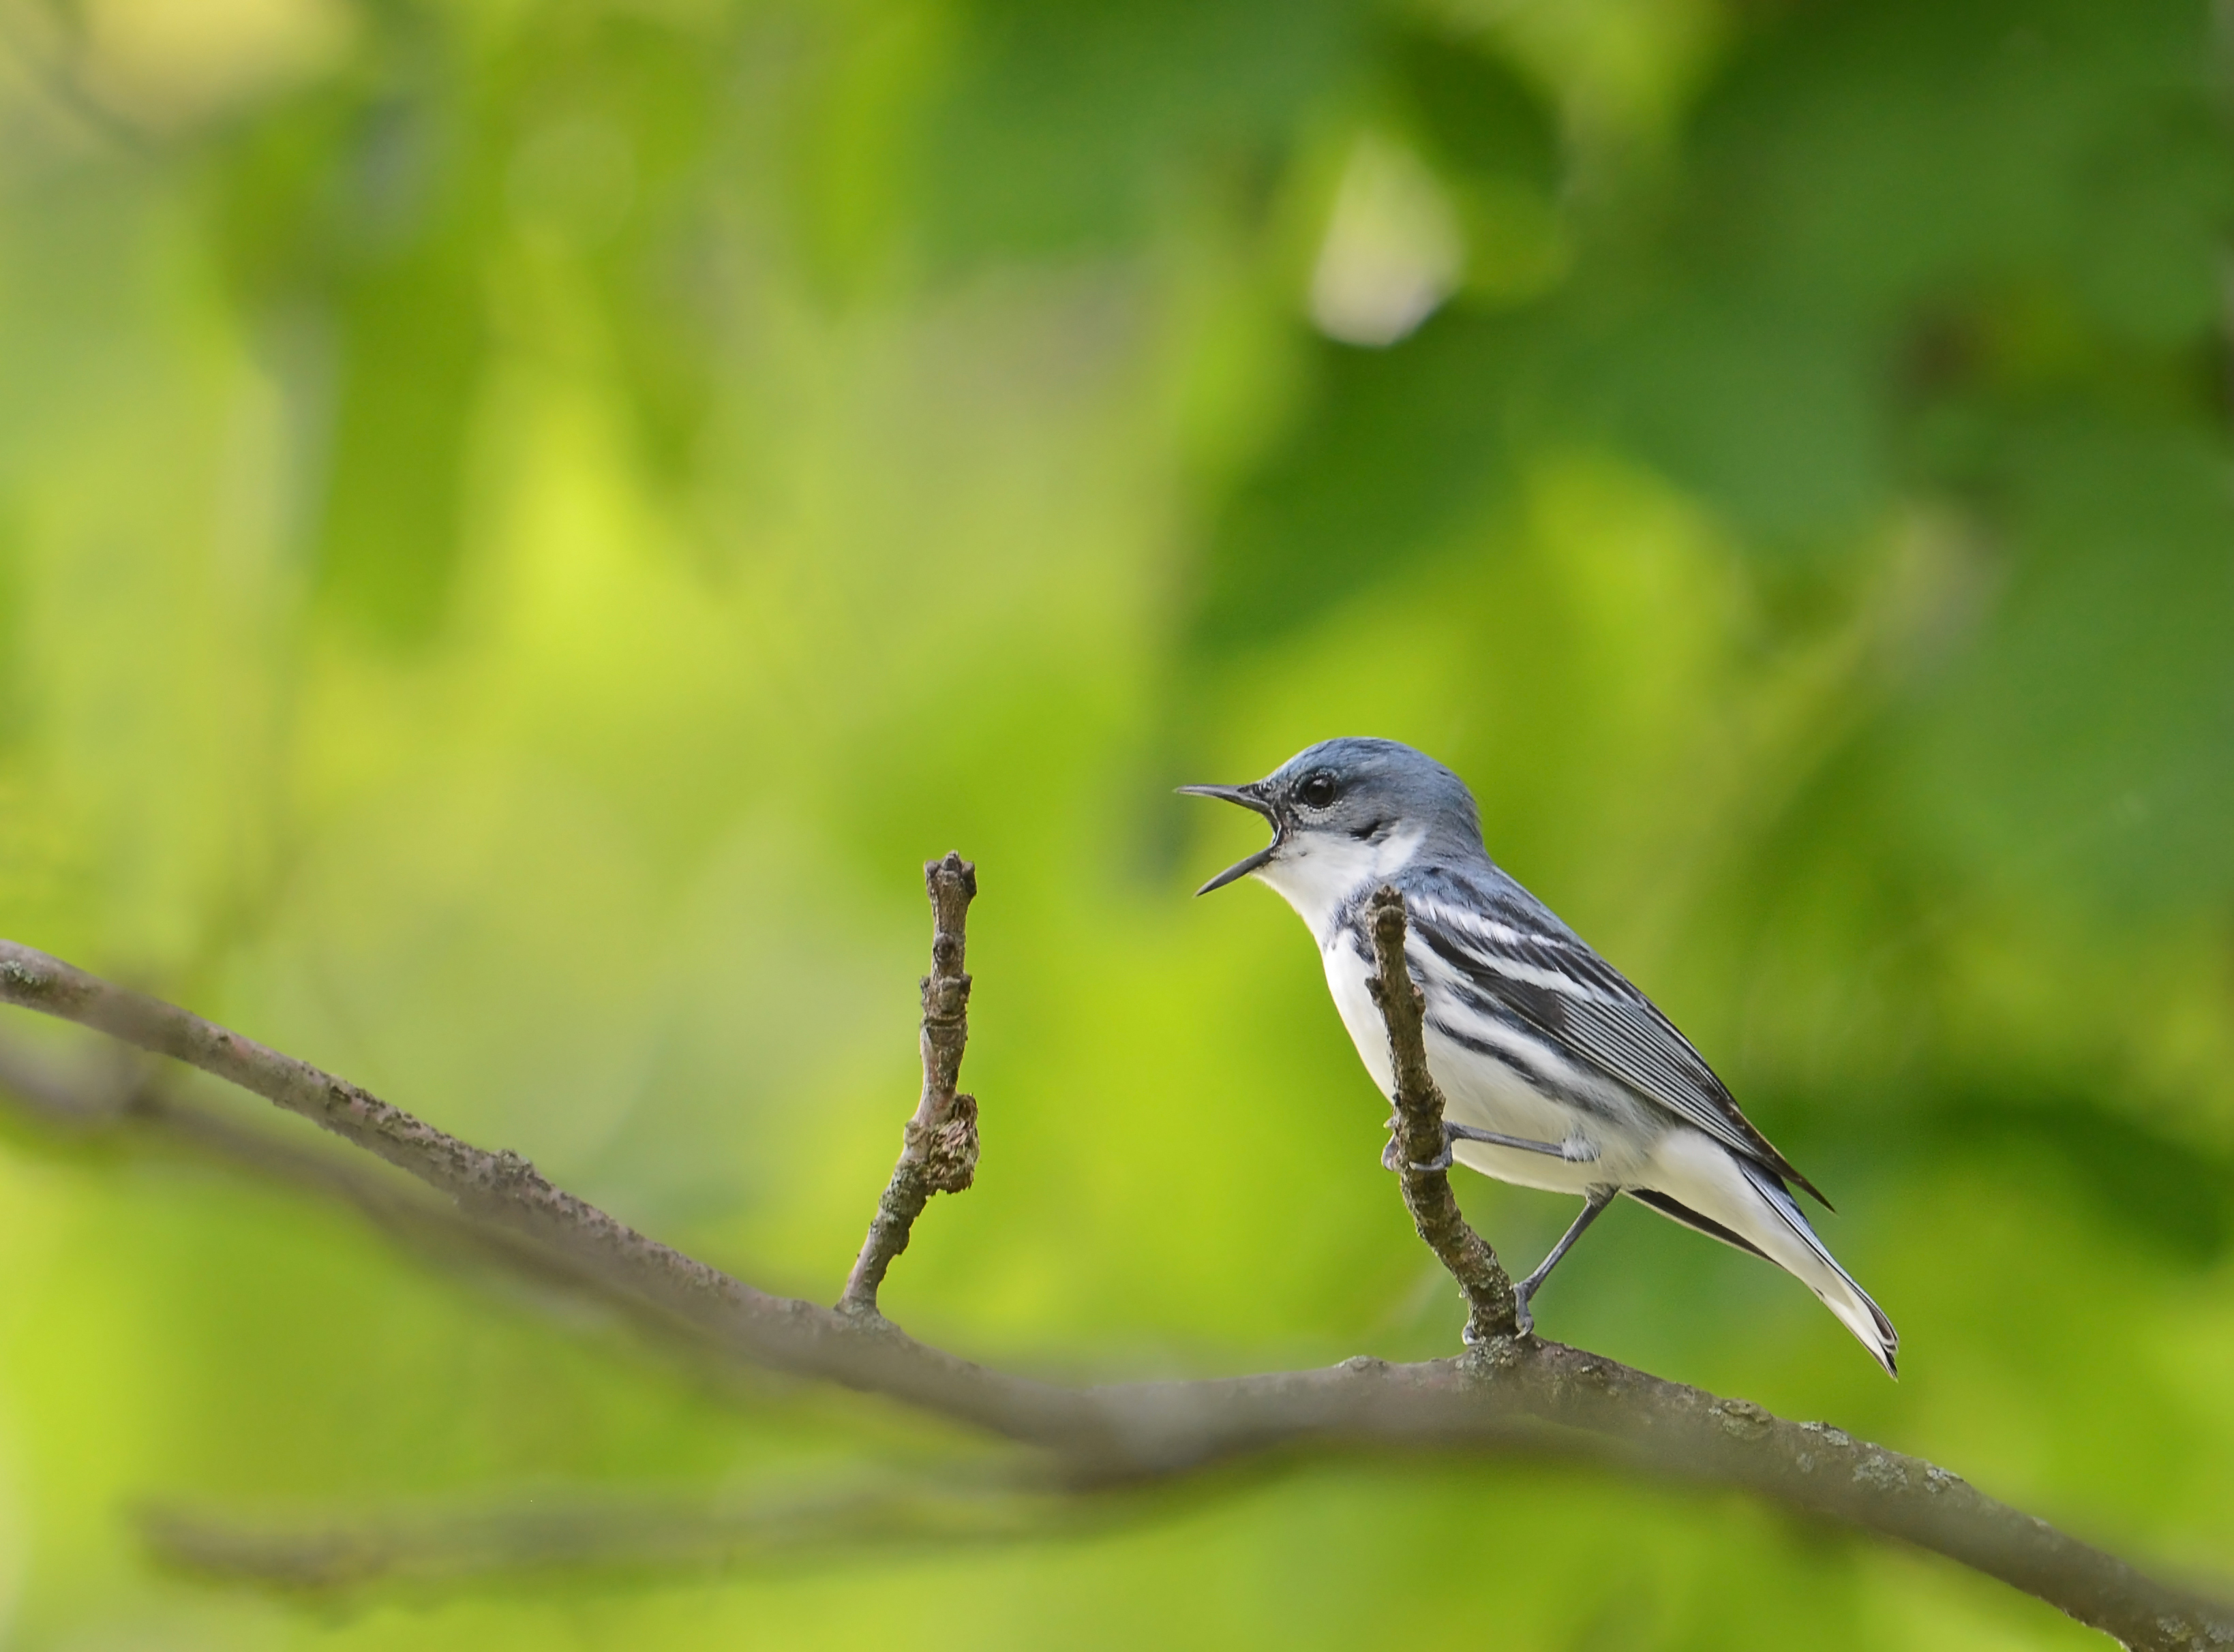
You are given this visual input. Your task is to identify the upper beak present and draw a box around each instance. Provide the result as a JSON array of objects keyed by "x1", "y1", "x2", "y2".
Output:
[{"x1": 1176, "y1": 783, "x2": 1279, "y2": 895}]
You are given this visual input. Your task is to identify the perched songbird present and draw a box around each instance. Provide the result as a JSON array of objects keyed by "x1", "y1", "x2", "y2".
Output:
[{"x1": 1182, "y1": 737, "x2": 1897, "y2": 1376}]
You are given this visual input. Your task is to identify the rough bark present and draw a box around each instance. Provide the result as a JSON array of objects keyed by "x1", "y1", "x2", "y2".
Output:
[
  {"x1": 839, "y1": 852, "x2": 981, "y2": 1317},
  {"x1": 1363, "y1": 885, "x2": 1521, "y2": 1341}
]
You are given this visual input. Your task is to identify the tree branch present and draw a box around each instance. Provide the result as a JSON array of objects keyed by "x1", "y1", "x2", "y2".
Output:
[
  {"x1": 839, "y1": 852, "x2": 980, "y2": 1317},
  {"x1": 1363, "y1": 885, "x2": 1520, "y2": 1341},
  {"x1": 138, "y1": 1478, "x2": 1105, "y2": 1593},
  {"x1": 3, "y1": 904, "x2": 2229, "y2": 1649},
  {"x1": 0, "y1": 937, "x2": 1081, "y2": 1450},
  {"x1": 0, "y1": 1038, "x2": 801, "y2": 1401}
]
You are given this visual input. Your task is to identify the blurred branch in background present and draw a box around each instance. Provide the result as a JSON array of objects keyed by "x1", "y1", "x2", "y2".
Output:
[
  {"x1": 138, "y1": 1478, "x2": 1120, "y2": 1595},
  {"x1": 2, "y1": 871, "x2": 2228, "y2": 1650}
]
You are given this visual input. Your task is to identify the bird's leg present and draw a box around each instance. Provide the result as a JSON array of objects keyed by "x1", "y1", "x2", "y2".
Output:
[
  {"x1": 1511, "y1": 1188, "x2": 1616, "y2": 1335},
  {"x1": 1382, "y1": 1118, "x2": 1577, "y2": 1173}
]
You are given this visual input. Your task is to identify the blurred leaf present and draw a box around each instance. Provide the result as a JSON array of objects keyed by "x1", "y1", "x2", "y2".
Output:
[
  {"x1": 1190, "y1": 309, "x2": 1528, "y2": 651},
  {"x1": 919, "y1": 0, "x2": 1368, "y2": 262},
  {"x1": 212, "y1": 44, "x2": 494, "y2": 644},
  {"x1": 1558, "y1": 289, "x2": 1888, "y2": 542},
  {"x1": 1905, "y1": 412, "x2": 2234, "y2": 912},
  {"x1": 316, "y1": 232, "x2": 484, "y2": 642},
  {"x1": 1934, "y1": 1090, "x2": 2234, "y2": 1267},
  {"x1": 1390, "y1": 25, "x2": 1559, "y2": 196}
]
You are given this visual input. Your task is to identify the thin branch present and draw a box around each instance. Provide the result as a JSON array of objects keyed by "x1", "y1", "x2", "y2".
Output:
[
  {"x1": 3, "y1": 927, "x2": 2230, "y2": 1649},
  {"x1": 139, "y1": 1478, "x2": 1102, "y2": 1593},
  {"x1": 1363, "y1": 885, "x2": 1520, "y2": 1341},
  {"x1": 0, "y1": 1037, "x2": 794, "y2": 1400},
  {"x1": 132, "y1": 1443, "x2": 1620, "y2": 1597},
  {"x1": 840, "y1": 853, "x2": 981, "y2": 1317},
  {"x1": 0, "y1": 937, "x2": 1082, "y2": 1450}
]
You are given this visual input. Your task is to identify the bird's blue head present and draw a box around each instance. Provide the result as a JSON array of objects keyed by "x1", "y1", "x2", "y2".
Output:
[{"x1": 1179, "y1": 737, "x2": 1486, "y2": 922}]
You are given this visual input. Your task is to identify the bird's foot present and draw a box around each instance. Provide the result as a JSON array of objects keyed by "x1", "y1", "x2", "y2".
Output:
[
  {"x1": 1384, "y1": 1119, "x2": 1575, "y2": 1174},
  {"x1": 1382, "y1": 1118, "x2": 1481, "y2": 1174},
  {"x1": 1502, "y1": 1188, "x2": 1614, "y2": 1340},
  {"x1": 1381, "y1": 1132, "x2": 1455, "y2": 1173},
  {"x1": 1462, "y1": 1298, "x2": 1535, "y2": 1344}
]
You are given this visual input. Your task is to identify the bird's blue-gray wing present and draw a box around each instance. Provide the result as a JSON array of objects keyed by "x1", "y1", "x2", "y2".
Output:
[{"x1": 1406, "y1": 891, "x2": 1828, "y2": 1206}]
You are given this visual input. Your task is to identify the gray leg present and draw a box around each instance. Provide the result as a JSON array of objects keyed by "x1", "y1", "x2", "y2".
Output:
[
  {"x1": 1384, "y1": 1118, "x2": 1588, "y2": 1174},
  {"x1": 1511, "y1": 1188, "x2": 1615, "y2": 1335}
]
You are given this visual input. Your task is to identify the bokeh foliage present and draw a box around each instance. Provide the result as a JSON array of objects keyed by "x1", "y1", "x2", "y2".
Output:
[{"x1": 1, "y1": 0, "x2": 2231, "y2": 1645}]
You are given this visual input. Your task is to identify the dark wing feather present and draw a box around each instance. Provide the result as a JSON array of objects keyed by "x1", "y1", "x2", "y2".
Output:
[
  {"x1": 1409, "y1": 894, "x2": 1830, "y2": 1207},
  {"x1": 1623, "y1": 1189, "x2": 1771, "y2": 1259}
]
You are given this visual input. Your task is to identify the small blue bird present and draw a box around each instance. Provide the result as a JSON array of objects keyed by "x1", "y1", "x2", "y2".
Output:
[{"x1": 1183, "y1": 737, "x2": 1897, "y2": 1376}]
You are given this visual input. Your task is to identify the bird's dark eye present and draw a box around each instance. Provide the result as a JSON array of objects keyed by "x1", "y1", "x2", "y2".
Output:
[{"x1": 1297, "y1": 771, "x2": 1338, "y2": 809}]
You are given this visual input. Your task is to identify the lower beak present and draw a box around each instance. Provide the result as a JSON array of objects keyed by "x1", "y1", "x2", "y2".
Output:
[{"x1": 1176, "y1": 784, "x2": 1279, "y2": 895}]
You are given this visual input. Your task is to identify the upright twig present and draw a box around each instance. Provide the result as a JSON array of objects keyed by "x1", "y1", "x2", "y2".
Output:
[
  {"x1": 839, "y1": 853, "x2": 981, "y2": 1317},
  {"x1": 1363, "y1": 886, "x2": 1520, "y2": 1342}
]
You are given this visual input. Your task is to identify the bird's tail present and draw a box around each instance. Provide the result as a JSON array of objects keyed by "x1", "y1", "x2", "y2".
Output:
[{"x1": 1734, "y1": 1159, "x2": 1899, "y2": 1378}]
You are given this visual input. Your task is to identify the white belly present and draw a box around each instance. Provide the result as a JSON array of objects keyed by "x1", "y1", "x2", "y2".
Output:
[{"x1": 1320, "y1": 935, "x2": 1655, "y2": 1195}]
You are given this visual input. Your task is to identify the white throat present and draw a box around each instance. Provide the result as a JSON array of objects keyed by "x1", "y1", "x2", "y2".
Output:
[{"x1": 1253, "y1": 825, "x2": 1428, "y2": 941}]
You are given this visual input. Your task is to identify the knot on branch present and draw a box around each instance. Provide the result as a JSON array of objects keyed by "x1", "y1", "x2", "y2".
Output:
[
  {"x1": 0, "y1": 946, "x2": 98, "y2": 1020},
  {"x1": 921, "y1": 972, "x2": 972, "y2": 1024},
  {"x1": 458, "y1": 1148, "x2": 545, "y2": 1202},
  {"x1": 906, "y1": 1093, "x2": 979, "y2": 1195},
  {"x1": 324, "y1": 1081, "x2": 374, "y2": 1125},
  {"x1": 1711, "y1": 1398, "x2": 1774, "y2": 1442}
]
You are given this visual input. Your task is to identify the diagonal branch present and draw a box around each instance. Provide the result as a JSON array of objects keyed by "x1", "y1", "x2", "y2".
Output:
[
  {"x1": 0, "y1": 1038, "x2": 798, "y2": 1400},
  {"x1": 840, "y1": 852, "x2": 981, "y2": 1317},
  {"x1": 137, "y1": 1478, "x2": 1109, "y2": 1593},
  {"x1": 0, "y1": 936, "x2": 1082, "y2": 1449},
  {"x1": 3, "y1": 907, "x2": 2231, "y2": 1649},
  {"x1": 1363, "y1": 885, "x2": 1520, "y2": 1341}
]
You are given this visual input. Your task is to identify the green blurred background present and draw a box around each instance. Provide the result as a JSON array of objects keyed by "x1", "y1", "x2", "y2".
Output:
[{"x1": 1, "y1": 0, "x2": 2231, "y2": 1644}]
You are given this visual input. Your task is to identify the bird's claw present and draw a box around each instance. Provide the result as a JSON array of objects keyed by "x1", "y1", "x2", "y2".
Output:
[
  {"x1": 1386, "y1": 1118, "x2": 1579, "y2": 1172},
  {"x1": 1381, "y1": 1119, "x2": 1463, "y2": 1174},
  {"x1": 1510, "y1": 1282, "x2": 1537, "y2": 1337}
]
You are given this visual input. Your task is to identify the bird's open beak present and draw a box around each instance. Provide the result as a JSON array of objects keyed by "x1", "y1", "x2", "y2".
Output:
[{"x1": 1176, "y1": 783, "x2": 1279, "y2": 895}]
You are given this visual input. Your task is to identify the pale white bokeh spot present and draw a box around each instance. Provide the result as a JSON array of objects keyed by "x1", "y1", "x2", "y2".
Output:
[{"x1": 1309, "y1": 135, "x2": 1464, "y2": 348}]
